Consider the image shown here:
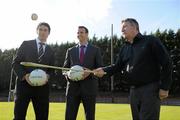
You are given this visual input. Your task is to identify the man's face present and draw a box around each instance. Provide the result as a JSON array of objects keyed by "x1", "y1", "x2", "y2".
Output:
[
  {"x1": 37, "y1": 25, "x2": 50, "y2": 42},
  {"x1": 77, "y1": 28, "x2": 88, "y2": 42},
  {"x1": 121, "y1": 21, "x2": 136, "y2": 41}
]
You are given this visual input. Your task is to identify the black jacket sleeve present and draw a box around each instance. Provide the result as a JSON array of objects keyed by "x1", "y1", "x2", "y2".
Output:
[
  {"x1": 95, "y1": 47, "x2": 103, "y2": 68},
  {"x1": 63, "y1": 48, "x2": 70, "y2": 68},
  {"x1": 12, "y1": 41, "x2": 27, "y2": 80},
  {"x1": 152, "y1": 37, "x2": 173, "y2": 90},
  {"x1": 46, "y1": 46, "x2": 55, "y2": 79},
  {"x1": 103, "y1": 47, "x2": 124, "y2": 76}
]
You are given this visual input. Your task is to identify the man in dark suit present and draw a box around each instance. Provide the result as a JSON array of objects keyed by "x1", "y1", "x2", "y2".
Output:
[
  {"x1": 12, "y1": 22, "x2": 54, "y2": 120},
  {"x1": 63, "y1": 26, "x2": 103, "y2": 120}
]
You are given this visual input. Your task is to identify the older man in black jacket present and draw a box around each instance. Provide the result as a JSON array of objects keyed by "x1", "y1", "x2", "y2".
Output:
[{"x1": 94, "y1": 18, "x2": 172, "y2": 120}]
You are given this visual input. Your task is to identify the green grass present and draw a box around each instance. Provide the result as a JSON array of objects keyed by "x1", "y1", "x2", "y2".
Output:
[{"x1": 0, "y1": 102, "x2": 180, "y2": 120}]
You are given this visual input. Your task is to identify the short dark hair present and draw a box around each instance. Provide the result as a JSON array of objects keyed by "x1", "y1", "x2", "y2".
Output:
[
  {"x1": 37, "y1": 22, "x2": 51, "y2": 33},
  {"x1": 78, "y1": 26, "x2": 89, "y2": 33},
  {"x1": 122, "y1": 18, "x2": 139, "y2": 32}
]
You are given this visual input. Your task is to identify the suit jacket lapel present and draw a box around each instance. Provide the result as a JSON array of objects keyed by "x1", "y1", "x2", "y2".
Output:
[
  {"x1": 43, "y1": 45, "x2": 50, "y2": 58},
  {"x1": 31, "y1": 40, "x2": 38, "y2": 58},
  {"x1": 83, "y1": 44, "x2": 91, "y2": 65},
  {"x1": 75, "y1": 45, "x2": 80, "y2": 64}
]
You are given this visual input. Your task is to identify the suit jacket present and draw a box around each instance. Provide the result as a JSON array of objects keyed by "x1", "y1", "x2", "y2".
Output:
[
  {"x1": 63, "y1": 43, "x2": 103, "y2": 96},
  {"x1": 12, "y1": 40, "x2": 54, "y2": 86}
]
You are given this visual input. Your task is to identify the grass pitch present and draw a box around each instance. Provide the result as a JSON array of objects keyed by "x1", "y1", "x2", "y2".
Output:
[{"x1": 0, "y1": 102, "x2": 180, "y2": 120}]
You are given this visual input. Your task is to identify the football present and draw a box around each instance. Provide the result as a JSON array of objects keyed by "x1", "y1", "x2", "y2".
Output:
[
  {"x1": 29, "y1": 69, "x2": 47, "y2": 86},
  {"x1": 67, "y1": 65, "x2": 84, "y2": 81}
]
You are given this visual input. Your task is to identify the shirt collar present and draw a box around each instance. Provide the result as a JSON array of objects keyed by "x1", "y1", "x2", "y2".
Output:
[
  {"x1": 78, "y1": 42, "x2": 88, "y2": 48},
  {"x1": 125, "y1": 33, "x2": 143, "y2": 44},
  {"x1": 133, "y1": 33, "x2": 143, "y2": 42},
  {"x1": 36, "y1": 38, "x2": 46, "y2": 45}
]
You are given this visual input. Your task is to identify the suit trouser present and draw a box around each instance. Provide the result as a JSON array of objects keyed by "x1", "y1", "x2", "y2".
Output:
[
  {"x1": 13, "y1": 81, "x2": 49, "y2": 120},
  {"x1": 65, "y1": 95, "x2": 96, "y2": 120},
  {"x1": 130, "y1": 82, "x2": 160, "y2": 120}
]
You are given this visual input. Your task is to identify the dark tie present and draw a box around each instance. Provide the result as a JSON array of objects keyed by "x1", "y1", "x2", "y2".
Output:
[
  {"x1": 80, "y1": 45, "x2": 85, "y2": 64},
  {"x1": 38, "y1": 42, "x2": 45, "y2": 63}
]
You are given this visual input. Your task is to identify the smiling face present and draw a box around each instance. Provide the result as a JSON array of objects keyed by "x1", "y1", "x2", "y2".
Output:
[
  {"x1": 77, "y1": 27, "x2": 88, "y2": 44},
  {"x1": 37, "y1": 25, "x2": 50, "y2": 42}
]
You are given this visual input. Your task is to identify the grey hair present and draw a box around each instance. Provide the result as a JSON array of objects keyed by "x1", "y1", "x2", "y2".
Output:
[{"x1": 122, "y1": 18, "x2": 139, "y2": 32}]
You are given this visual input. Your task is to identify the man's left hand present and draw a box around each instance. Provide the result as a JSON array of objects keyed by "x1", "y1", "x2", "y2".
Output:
[{"x1": 159, "y1": 89, "x2": 169, "y2": 100}]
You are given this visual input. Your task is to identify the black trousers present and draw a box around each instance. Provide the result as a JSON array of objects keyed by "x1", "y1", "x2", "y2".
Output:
[
  {"x1": 65, "y1": 95, "x2": 96, "y2": 120},
  {"x1": 130, "y1": 82, "x2": 160, "y2": 120},
  {"x1": 13, "y1": 81, "x2": 49, "y2": 120}
]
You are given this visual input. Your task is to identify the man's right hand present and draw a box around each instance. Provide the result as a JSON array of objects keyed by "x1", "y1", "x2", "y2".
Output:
[
  {"x1": 93, "y1": 68, "x2": 106, "y2": 78},
  {"x1": 159, "y1": 89, "x2": 169, "y2": 100},
  {"x1": 22, "y1": 74, "x2": 29, "y2": 81},
  {"x1": 23, "y1": 74, "x2": 34, "y2": 86}
]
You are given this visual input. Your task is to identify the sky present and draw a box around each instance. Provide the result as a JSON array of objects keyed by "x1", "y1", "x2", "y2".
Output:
[{"x1": 0, "y1": 0, "x2": 179, "y2": 50}]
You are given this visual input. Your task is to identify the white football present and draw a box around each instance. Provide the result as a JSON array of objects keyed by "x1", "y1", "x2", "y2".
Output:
[
  {"x1": 29, "y1": 69, "x2": 47, "y2": 86},
  {"x1": 67, "y1": 65, "x2": 84, "y2": 81}
]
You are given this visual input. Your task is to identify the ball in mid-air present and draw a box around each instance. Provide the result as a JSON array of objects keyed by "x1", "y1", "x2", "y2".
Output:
[{"x1": 31, "y1": 13, "x2": 38, "y2": 21}]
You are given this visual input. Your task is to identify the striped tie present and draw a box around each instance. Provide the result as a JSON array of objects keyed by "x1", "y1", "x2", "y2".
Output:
[{"x1": 38, "y1": 42, "x2": 45, "y2": 63}]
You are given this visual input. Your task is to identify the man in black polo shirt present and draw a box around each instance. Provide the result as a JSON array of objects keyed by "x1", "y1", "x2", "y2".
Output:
[{"x1": 94, "y1": 18, "x2": 172, "y2": 120}]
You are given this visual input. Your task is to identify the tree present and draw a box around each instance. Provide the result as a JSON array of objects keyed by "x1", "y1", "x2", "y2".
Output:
[{"x1": 0, "y1": 29, "x2": 180, "y2": 95}]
